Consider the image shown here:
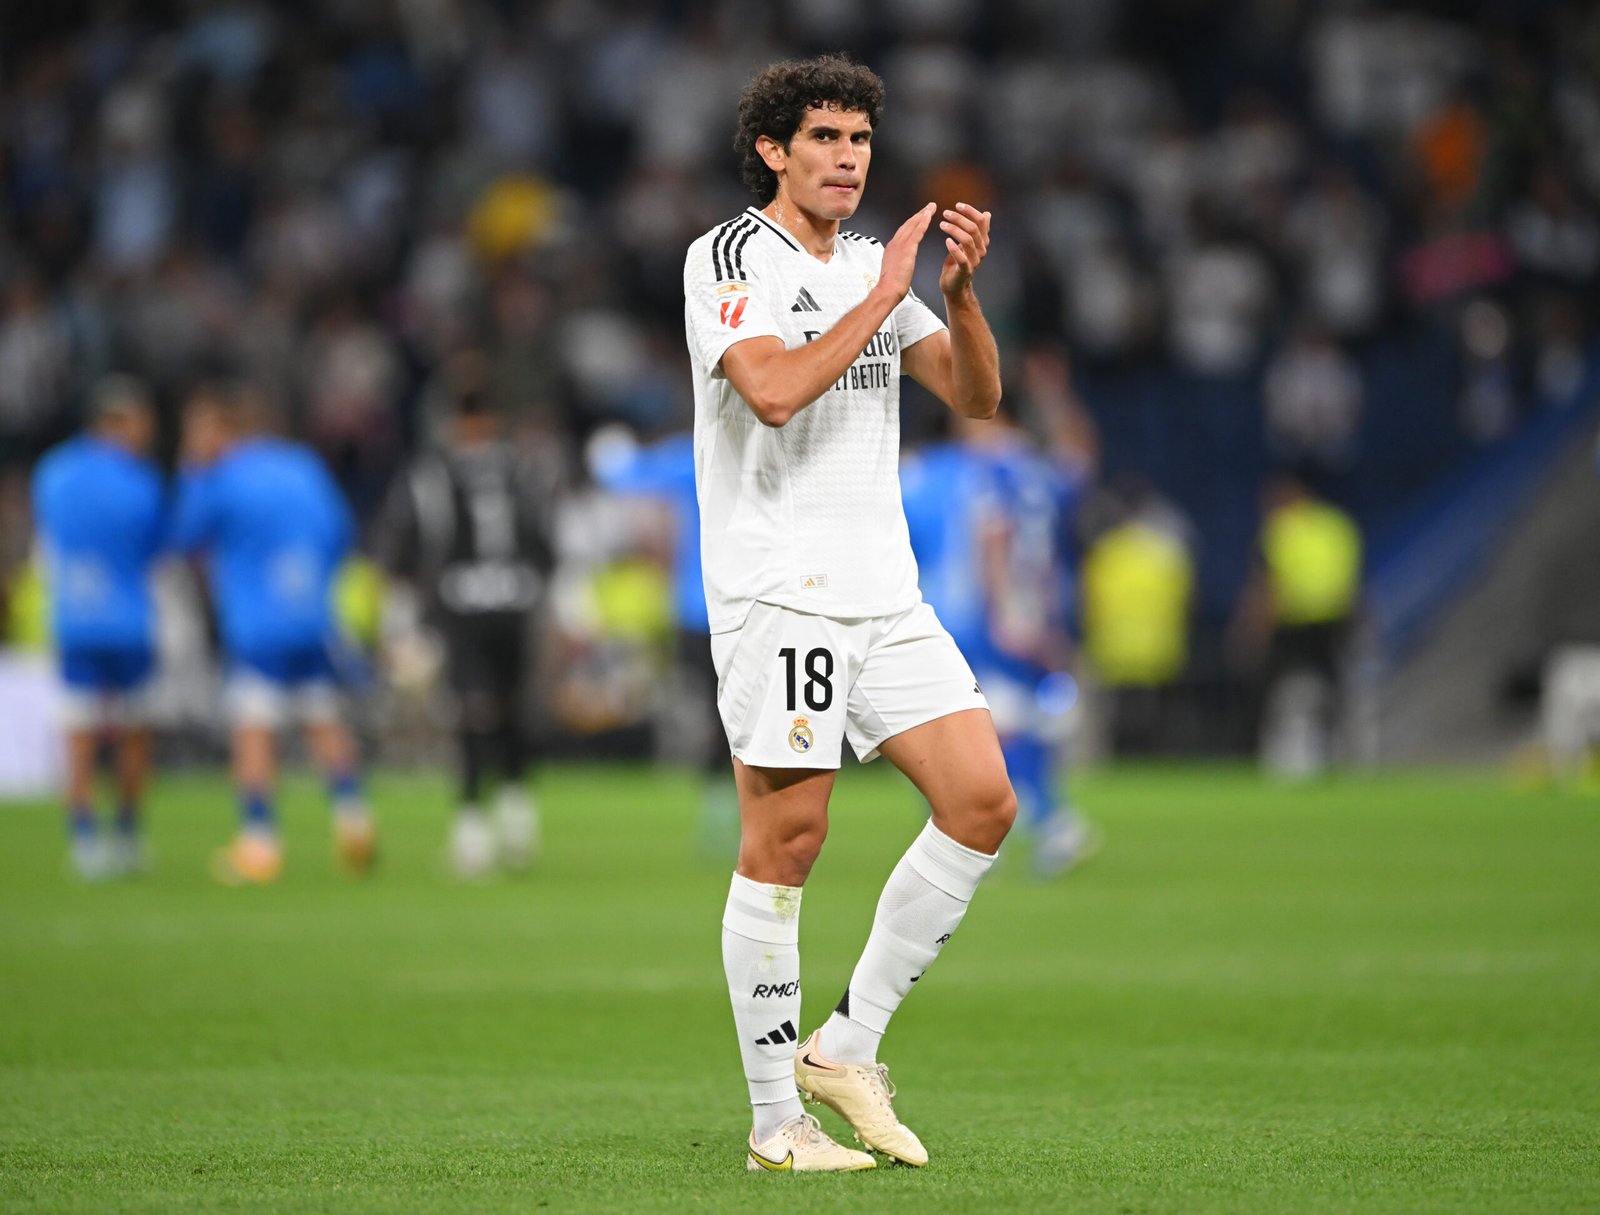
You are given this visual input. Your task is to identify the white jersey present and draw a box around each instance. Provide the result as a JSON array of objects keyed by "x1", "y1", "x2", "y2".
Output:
[{"x1": 684, "y1": 206, "x2": 947, "y2": 633}]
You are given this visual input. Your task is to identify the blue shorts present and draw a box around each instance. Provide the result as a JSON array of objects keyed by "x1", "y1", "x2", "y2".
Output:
[
  {"x1": 60, "y1": 644, "x2": 154, "y2": 692},
  {"x1": 57, "y1": 643, "x2": 155, "y2": 728},
  {"x1": 225, "y1": 642, "x2": 343, "y2": 728},
  {"x1": 232, "y1": 643, "x2": 340, "y2": 685}
]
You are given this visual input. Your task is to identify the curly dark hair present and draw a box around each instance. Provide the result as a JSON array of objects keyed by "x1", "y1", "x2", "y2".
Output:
[{"x1": 734, "y1": 54, "x2": 886, "y2": 205}]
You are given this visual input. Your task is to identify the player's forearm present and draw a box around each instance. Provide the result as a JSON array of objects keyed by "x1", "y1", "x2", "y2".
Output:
[
  {"x1": 734, "y1": 288, "x2": 902, "y2": 427},
  {"x1": 943, "y1": 286, "x2": 1001, "y2": 419}
]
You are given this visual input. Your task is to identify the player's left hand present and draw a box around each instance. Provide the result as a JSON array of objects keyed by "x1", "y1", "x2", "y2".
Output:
[{"x1": 938, "y1": 203, "x2": 990, "y2": 297}]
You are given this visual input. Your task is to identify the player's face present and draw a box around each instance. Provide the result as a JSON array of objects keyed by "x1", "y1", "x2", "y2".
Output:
[
  {"x1": 123, "y1": 407, "x2": 155, "y2": 457},
  {"x1": 182, "y1": 403, "x2": 226, "y2": 465},
  {"x1": 773, "y1": 106, "x2": 873, "y2": 222}
]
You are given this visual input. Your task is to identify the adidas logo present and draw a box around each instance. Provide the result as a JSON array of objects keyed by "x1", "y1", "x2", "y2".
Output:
[
  {"x1": 790, "y1": 287, "x2": 821, "y2": 313},
  {"x1": 753, "y1": 1019, "x2": 798, "y2": 1046}
]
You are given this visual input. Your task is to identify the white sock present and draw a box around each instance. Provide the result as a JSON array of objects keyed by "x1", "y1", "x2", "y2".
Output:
[
  {"x1": 722, "y1": 872, "x2": 805, "y2": 1140},
  {"x1": 821, "y1": 821, "x2": 997, "y2": 1064}
]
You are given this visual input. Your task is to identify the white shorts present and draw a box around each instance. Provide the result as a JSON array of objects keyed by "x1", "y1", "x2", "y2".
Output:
[
  {"x1": 224, "y1": 669, "x2": 342, "y2": 730},
  {"x1": 58, "y1": 686, "x2": 154, "y2": 731},
  {"x1": 711, "y1": 600, "x2": 988, "y2": 769}
]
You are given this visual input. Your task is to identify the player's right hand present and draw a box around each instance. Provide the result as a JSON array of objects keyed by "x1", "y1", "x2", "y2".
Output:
[{"x1": 876, "y1": 203, "x2": 936, "y2": 303}]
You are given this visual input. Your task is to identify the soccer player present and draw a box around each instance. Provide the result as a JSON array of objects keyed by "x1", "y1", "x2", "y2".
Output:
[
  {"x1": 172, "y1": 383, "x2": 376, "y2": 884},
  {"x1": 901, "y1": 406, "x2": 1098, "y2": 877},
  {"x1": 31, "y1": 376, "x2": 165, "y2": 879},
  {"x1": 374, "y1": 364, "x2": 552, "y2": 877},
  {"x1": 685, "y1": 55, "x2": 1013, "y2": 1172}
]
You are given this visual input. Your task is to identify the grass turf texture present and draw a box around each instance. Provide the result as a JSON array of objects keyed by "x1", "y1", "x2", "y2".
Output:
[{"x1": 0, "y1": 765, "x2": 1596, "y2": 1214}]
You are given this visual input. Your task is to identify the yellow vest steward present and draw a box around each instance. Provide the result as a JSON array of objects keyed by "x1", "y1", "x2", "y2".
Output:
[
  {"x1": 1264, "y1": 501, "x2": 1361, "y2": 626},
  {"x1": 1082, "y1": 522, "x2": 1193, "y2": 686}
]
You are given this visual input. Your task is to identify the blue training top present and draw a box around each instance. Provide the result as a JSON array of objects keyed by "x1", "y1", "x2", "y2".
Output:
[
  {"x1": 32, "y1": 436, "x2": 166, "y2": 651},
  {"x1": 171, "y1": 438, "x2": 353, "y2": 660},
  {"x1": 593, "y1": 433, "x2": 710, "y2": 635},
  {"x1": 901, "y1": 436, "x2": 1085, "y2": 682}
]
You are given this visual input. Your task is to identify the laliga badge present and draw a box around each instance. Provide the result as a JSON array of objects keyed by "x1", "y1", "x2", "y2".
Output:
[{"x1": 788, "y1": 717, "x2": 815, "y2": 754}]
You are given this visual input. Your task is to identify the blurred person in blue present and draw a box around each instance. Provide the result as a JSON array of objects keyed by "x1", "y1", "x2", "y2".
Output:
[
  {"x1": 588, "y1": 425, "x2": 735, "y2": 858},
  {"x1": 901, "y1": 353, "x2": 1099, "y2": 877},
  {"x1": 172, "y1": 382, "x2": 375, "y2": 884},
  {"x1": 374, "y1": 359, "x2": 552, "y2": 879},
  {"x1": 31, "y1": 376, "x2": 166, "y2": 880}
]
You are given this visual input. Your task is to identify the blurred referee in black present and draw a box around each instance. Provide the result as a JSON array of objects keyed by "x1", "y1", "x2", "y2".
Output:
[{"x1": 375, "y1": 354, "x2": 555, "y2": 877}]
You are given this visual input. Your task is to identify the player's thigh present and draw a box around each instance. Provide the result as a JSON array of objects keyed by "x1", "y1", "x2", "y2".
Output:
[
  {"x1": 57, "y1": 644, "x2": 155, "y2": 730},
  {"x1": 711, "y1": 604, "x2": 864, "y2": 770},
  {"x1": 877, "y1": 708, "x2": 1015, "y2": 851},
  {"x1": 852, "y1": 605, "x2": 1013, "y2": 847},
  {"x1": 845, "y1": 601, "x2": 988, "y2": 764},
  {"x1": 443, "y1": 616, "x2": 511, "y2": 726},
  {"x1": 289, "y1": 645, "x2": 345, "y2": 728},
  {"x1": 484, "y1": 616, "x2": 530, "y2": 713}
]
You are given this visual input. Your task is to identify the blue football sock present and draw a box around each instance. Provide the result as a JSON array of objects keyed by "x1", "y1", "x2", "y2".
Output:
[
  {"x1": 115, "y1": 803, "x2": 139, "y2": 836},
  {"x1": 68, "y1": 804, "x2": 97, "y2": 839},
  {"x1": 240, "y1": 789, "x2": 276, "y2": 832},
  {"x1": 328, "y1": 770, "x2": 361, "y2": 802},
  {"x1": 1002, "y1": 735, "x2": 1056, "y2": 830}
]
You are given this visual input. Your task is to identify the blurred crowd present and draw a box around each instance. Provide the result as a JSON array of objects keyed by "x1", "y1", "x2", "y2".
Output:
[{"x1": 2, "y1": 0, "x2": 1599, "y2": 759}]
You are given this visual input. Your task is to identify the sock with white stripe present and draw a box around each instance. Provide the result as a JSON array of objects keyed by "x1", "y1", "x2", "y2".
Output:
[
  {"x1": 821, "y1": 821, "x2": 997, "y2": 1064},
  {"x1": 722, "y1": 872, "x2": 806, "y2": 1140}
]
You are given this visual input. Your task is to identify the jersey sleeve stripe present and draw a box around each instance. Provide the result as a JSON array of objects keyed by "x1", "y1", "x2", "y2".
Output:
[
  {"x1": 728, "y1": 224, "x2": 758, "y2": 280},
  {"x1": 711, "y1": 219, "x2": 736, "y2": 282},
  {"x1": 711, "y1": 218, "x2": 741, "y2": 282},
  {"x1": 713, "y1": 218, "x2": 757, "y2": 282}
]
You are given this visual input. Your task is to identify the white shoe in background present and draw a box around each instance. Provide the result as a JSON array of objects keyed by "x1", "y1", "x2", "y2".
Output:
[
  {"x1": 494, "y1": 787, "x2": 540, "y2": 872},
  {"x1": 450, "y1": 808, "x2": 497, "y2": 879}
]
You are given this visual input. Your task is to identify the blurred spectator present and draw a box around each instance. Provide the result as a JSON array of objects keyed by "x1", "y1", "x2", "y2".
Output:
[
  {"x1": 302, "y1": 295, "x2": 403, "y2": 512},
  {"x1": 1507, "y1": 163, "x2": 1600, "y2": 286},
  {"x1": 1283, "y1": 165, "x2": 1387, "y2": 339},
  {"x1": 1264, "y1": 325, "x2": 1363, "y2": 472},
  {"x1": 1531, "y1": 294, "x2": 1591, "y2": 410},
  {"x1": 1457, "y1": 297, "x2": 1519, "y2": 444},
  {"x1": 1164, "y1": 209, "x2": 1276, "y2": 376},
  {"x1": 0, "y1": 272, "x2": 72, "y2": 467},
  {"x1": 1412, "y1": 91, "x2": 1488, "y2": 214}
]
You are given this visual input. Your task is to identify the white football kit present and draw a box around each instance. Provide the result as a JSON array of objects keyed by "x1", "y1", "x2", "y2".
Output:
[{"x1": 684, "y1": 207, "x2": 987, "y2": 768}]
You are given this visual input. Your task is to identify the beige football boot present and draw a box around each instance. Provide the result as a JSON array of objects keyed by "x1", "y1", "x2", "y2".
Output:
[
  {"x1": 210, "y1": 831, "x2": 284, "y2": 886},
  {"x1": 333, "y1": 807, "x2": 378, "y2": 876},
  {"x1": 746, "y1": 1113, "x2": 875, "y2": 1173},
  {"x1": 794, "y1": 1030, "x2": 929, "y2": 1166}
]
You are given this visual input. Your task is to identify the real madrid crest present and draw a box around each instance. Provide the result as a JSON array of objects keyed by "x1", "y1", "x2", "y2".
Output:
[{"x1": 788, "y1": 716, "x2": 814, "y2": 754}]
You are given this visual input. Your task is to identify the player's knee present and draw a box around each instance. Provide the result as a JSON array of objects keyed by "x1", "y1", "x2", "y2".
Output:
[
  {"x1": 984, "y1": 780, "x2": 1019, "y2": 841},
  {"x1": 742, "y1": 818, "x2": 827, "y2": 887},
  {"x1": 949, "y1": 779, "x2": 1016, "y2": 853},
  {"x1": 780, "y1": 818, "x2": 828, "y2": 877}
]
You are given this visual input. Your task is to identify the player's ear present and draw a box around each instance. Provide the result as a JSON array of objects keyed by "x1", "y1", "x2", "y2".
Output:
[{"x1": 756, "y1": 133, "x2": 786, "y2": 174}]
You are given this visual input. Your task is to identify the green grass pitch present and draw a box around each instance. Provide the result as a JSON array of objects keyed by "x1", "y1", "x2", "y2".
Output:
[{"x1": 1, "y1": 763, "x2": 1596, "y2": 1213}]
